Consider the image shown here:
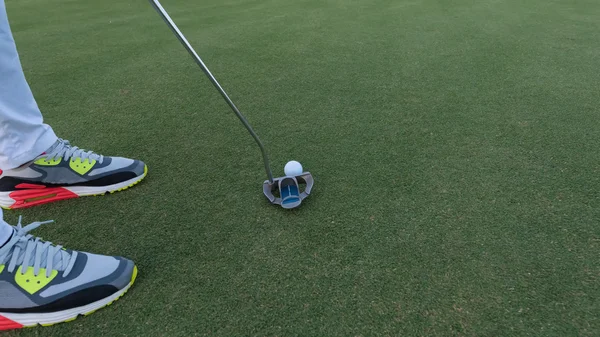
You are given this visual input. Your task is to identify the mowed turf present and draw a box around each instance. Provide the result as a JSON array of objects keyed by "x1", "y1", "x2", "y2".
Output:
[{"x1": 4, "y1": 0, "x2": 600, "y2": 335}]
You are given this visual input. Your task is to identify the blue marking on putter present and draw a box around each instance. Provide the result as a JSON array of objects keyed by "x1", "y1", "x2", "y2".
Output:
[
  {"x1": 281, "y1": 185, "x2": 300, "y2": 206},
  {"x1": 279, "y1": 177, "x2": 302, "y2": 209},
  {"x1": 263, "y1": 173, "x2": 314, "y2": 209},
  {"x1": 281, "y1": 185, "x2": 299, "y2": 199}
]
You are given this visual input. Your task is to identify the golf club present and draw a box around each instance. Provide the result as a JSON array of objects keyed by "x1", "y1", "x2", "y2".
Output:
[
  {"x1": 148, "y1": 0, "x2": 273, "y2": 183},
  {"x1": 149, "y1": 0, "x2": 314, "y2": 208}
]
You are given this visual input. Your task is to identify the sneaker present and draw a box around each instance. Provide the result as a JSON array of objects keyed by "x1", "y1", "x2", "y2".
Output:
[
  {"x1": 0, "y1": 139, "x2": 147, "y2": 209},
  {"x1": 0, "y1": 211, "x2": 137, "y2": 330}
]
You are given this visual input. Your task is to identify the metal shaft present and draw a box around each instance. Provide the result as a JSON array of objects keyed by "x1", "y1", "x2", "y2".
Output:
[{"x1": 149, "y1": 0, "x2": 274, "y2": 183}]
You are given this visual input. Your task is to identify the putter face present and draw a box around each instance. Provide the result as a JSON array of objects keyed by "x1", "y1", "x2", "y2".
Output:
[{"x1": 263, "y1": 172, "x2": 314, "y2": 209}]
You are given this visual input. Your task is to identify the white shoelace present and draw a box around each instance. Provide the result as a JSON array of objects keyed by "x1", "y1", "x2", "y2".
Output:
[
  {"x1": 0, "y1": 217, "x2": 78, "y2": 278},
  {"x1": 44, "y1": 139, "x2": 104, "y2": 164}
]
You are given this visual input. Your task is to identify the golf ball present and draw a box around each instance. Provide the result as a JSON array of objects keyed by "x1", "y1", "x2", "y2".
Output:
[{"x1": 284, "y1": 161, "x2": 303, "y2": 176}]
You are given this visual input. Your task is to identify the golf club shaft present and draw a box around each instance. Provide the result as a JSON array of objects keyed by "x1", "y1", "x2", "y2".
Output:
[{"x1": 149, "y1": 0, "x2": 274, "y2": 184}]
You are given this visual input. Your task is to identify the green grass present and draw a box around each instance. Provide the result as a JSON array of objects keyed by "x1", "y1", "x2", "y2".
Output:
[{"x1": 4, "y1": 0, "x2": 600, "y2": 335}]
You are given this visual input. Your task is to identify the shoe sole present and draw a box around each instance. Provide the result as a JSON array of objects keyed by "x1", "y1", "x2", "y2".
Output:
[
  {"x1": 0, "y1": 266, "x2": 138, "y2": 331},
  {"x1": 0, "y1": 165, "x2": 148, "y2": 209}
]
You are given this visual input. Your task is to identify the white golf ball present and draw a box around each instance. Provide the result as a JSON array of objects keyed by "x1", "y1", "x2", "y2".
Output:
[{"x1": 284, "y1": 160, "x2": 303, "y2": 176}]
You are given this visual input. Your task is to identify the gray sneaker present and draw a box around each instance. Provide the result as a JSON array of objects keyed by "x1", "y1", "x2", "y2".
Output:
[
  {"x1": 0, "y1": 139, "x2": 147, "y2": 209},
  {"x1": 0, "y1": 210, "x2": 137, "y2": 331}
]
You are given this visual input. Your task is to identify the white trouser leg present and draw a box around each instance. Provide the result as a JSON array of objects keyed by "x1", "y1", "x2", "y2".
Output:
[
  {"x1": 0, "y1": 0, "x2": 56, "y2": 170},
  {"x1": 0, "y1": 209, "x2": 13, "y2": 246}
]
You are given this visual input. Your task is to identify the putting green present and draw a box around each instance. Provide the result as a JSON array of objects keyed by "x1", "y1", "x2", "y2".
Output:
[{"x1": 4, "y1": 0, "x2": 599, "y2": 335}]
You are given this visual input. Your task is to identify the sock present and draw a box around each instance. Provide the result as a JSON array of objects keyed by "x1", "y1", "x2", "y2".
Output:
[{"x1": 0, "y1": 209, "x2": 14, "y2": 247}]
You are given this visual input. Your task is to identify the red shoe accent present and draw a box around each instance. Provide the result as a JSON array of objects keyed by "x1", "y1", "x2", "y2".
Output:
[
  {"x1": 0, "y1": 314, "x2": 23, "y2": 331},
  {"x1": 8, "y1": 187, "x2": 78, "y2": 209},
  {"x1": 15, "y1": 183, "x2": 47, "y2": 189}
]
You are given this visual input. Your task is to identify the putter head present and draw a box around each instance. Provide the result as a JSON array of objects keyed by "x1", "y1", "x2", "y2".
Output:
[{"x1": 263, "y1": 172, "x2": 314, "y2": 209}]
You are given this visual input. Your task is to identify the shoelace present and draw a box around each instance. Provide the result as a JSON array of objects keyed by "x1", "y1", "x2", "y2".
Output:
[
  {"x1": 44, "y1": 138, "x2": 104, "y2": 164},
  {"x1": 0, "y1": 217, "x2": 77, "y2": 278}
]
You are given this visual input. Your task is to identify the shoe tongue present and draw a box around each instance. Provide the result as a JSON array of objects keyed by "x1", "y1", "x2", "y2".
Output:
[
  {"x1": 41, "y1": 139, "x2": 62, "y2": 158},
  {"x1": 0, "y1": 209, "x2": 13, "y2": 248},
  {"x1": 0, "y1": 228, "x2": 14, "y2": 249}
]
